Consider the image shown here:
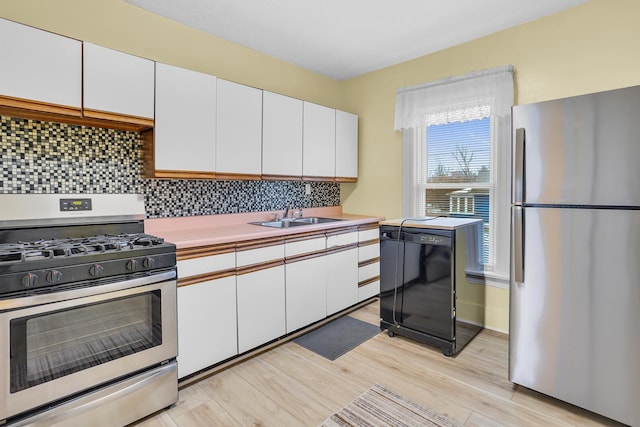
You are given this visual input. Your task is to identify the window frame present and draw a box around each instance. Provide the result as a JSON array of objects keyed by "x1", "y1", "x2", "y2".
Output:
[
  {"x1": 402, "y1": 114, "x2": 511, "y2": 289},
  {"x1": 396, "y1": 66, "x2": 513, "y2": 288}
]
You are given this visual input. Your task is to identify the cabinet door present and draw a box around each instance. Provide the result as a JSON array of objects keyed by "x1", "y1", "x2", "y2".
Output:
[
  {"x1": 0, "y1": 18, "x2": 81, "y2": 109},
  {"x1": 83, "y1": 42, "x2": 155, "y2": 119},
  {"x1": 303, "y1": 101, "x2": 335, "y2": 178},
  {"x1": 262, "y1": 91, "x2": 303, "y2": 178},
  {"x1": 335, "y1": 110, "x2": 358, "y2": 180},
  {"x1": 285, "y1": 256, "x2": 326, "y2": 333},
  {"x1": 237, "y1": 266, "x2": 286, "y2": 353},
  {"x1": 177, "y1": 276, "x2": 238, "y2": 378},
  {"x1": 155, "y1": 63, "x2": 216, "y2": 174},
  {"x1": 216, "y1": 79, "x2": 262, "y2": 177},
  {"x1": 326, "y1": 247, "x2": 359, "y2": 315}
]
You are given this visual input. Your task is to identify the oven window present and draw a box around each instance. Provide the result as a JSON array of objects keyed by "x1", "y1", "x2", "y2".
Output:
[{"x1": 10, "y1": 291, "x2": 162, "y2": 393}]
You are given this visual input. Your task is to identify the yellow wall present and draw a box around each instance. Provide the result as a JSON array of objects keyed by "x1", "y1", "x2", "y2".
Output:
[
  {"x1": 340, "y1": 0, "x2": 640, "y2": 220},
  {"x1": 339, "y1": 0, "x2": 640, "y2": 332},
  {"x1": 2, "y1": 0, "x2": 639, "y2": 332}
]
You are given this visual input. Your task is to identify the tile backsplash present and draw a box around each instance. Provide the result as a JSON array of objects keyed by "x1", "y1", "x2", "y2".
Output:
[{"x1": 0, "y1": 116, "x2": 340, "y2": 218}]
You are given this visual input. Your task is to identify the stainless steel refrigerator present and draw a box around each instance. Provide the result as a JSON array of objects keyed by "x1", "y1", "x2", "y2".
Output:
[{"x1": 510, "y1": 85, "x2": 640, "y2": 426}]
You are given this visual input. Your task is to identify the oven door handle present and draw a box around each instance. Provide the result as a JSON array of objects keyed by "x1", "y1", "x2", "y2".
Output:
[
  {"x1": 8, "y1": 362, "x2": 177, "y2": 427},
  {"x1": 0, "y1": 270, "x2": 176, "y2": 311}
]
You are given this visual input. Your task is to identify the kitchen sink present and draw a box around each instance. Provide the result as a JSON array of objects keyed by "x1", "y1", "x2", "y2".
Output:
[
  {"x1": 250, "y1": 217, "x2": 343, "y2": 228},
  {"x1": 290, "y1": 217, "x2": 343, "y2": 224}
]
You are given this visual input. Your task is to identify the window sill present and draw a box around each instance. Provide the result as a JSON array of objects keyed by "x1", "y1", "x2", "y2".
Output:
[{"x1": 465, "y1": 268, "x2": 509, "y2": 289}]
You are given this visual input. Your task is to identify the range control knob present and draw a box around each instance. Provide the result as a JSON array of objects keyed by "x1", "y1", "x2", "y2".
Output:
[
  {"x1": 142, "y1": 257, "x2": 156, "y2": 269},
  {"x1": 89, "y1": 264, "x2": 104, "y2": 277},
  {"x1": 126, "y1": 259, "x2": 139, "y2": 271},
  {"x1": 21, "y1": 273, "x2": 39, "y2": 288},
  {"x1": 47, "y1": 270, "x2": 63, "y2": 284}
]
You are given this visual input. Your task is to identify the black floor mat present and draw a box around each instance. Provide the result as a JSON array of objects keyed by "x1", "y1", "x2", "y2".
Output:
[{"x1": 293, "y1": 315, "x2": 381, "y2": 360}]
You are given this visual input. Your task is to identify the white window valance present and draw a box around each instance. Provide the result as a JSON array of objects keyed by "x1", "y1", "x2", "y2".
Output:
[{"x1": 394, "y1": 65, "x2": 514, "y2": 130}]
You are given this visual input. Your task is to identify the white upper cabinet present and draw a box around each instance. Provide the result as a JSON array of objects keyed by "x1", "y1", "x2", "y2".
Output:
[
  {"x1": 335, "y1": 110, "x2": 358, "y2": 180},
  {"x1": 154, "y1": 63, "x2": 216, "y2": 175},
  {"x1": 0, "y1": 18, "x2": 81, "y2": 110},
  {"x1": 262, "y1": 91, "x2": 303, "y2": 178},
  {"x1": 216, "y1": 79, "x2": 262, "y2": 178},
  {"x1": 83, "y1": 42, "x2": 155, "y2": 119},
  {"x1": 303, "y1": 101, "x2": 336, "y2": 178}
]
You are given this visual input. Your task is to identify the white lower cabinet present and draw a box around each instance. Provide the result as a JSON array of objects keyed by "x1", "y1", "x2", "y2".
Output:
[
  {"x1": 237, "y1": 265, "x2": 286, "y2": 353},
  {"x1": 359, "y1": 280, "x2": 380, "y2": 301},
  {"x1": 285, "y1": 255, "x2": 327, "y2": 333},
  {"x1": 358, "y1": 261, "x2": 380, "y2": 283},
  {"x1": 176, "y1": 223, "x2": 377, "y2": 376},
  {"x1": 326, "y1": 247, "x2": 359, "y2": 315},
  {"x1": 177, "y1": 275, "x2": 238, "y2": 378}
]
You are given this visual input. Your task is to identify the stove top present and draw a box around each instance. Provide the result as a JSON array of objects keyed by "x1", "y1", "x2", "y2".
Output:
[
  {"x1": 0, "y1": 194, "x2": 177, "y2": 297},
  {"x1": 0, "y1": 233, "x2": 176, "y2": 297},
  {"x1": 0, "y1": 233, "x2": 168, "y2": 265}
]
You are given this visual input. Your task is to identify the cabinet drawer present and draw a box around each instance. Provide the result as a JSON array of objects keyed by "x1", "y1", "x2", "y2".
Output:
[
  {"x1": 358, "y1": 261, "x2": 380, "y2": 282},
  {"x1": 358, "y1": 280, "x2": 380, "y2": 301},
  {"x1": 358, "y1": 228, "x2": 379, "y2": 242},
  {"x1": 358, "y1": 243, "x2": 380, "y2": 262},
  {"x1": 237, "y1": 244, "x2": 284, "y2": 267},
  {"x1": 285, "y1": 237, "x2": 326, "y2": 258},
  {"x1": 326, "y1": 231, "x2": 358, "y2": 249},
  {"x1": 178, "y1": 252, "x2": 235, "y2": 278}
]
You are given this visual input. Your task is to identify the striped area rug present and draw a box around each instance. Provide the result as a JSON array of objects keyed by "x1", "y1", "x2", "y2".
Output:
[{"x1": 320, "y1": 383, "x2": 463, "y2": 427}]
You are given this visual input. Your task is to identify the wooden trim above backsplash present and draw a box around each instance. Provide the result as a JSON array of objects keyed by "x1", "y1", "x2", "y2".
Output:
[{"x1": 0, "y1": 95, "x2": 153, "y2": 132}]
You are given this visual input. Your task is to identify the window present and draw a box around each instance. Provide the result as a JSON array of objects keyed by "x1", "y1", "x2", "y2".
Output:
[
  {"x1": 395, "y1": 66, "x2": 513, "y2": 286},
  {"x1": 426, "y1": 116, "x2": 492, "y2": 265}
]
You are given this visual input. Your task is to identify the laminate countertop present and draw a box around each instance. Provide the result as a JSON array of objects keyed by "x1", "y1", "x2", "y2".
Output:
[{"x1": 145, "y1": 206, "x2": 384, "y2": 249}]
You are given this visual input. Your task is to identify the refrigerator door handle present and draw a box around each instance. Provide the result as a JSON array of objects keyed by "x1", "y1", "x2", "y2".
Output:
[
  {"x1": 513, "y1": 128, "x2": 525, "y2": 204},
  {"x1": 513, "y1": 206, "x2": 524, "y2": 283}
]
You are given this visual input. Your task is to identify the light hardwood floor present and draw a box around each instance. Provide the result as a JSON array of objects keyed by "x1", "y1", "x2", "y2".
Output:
[{"x1": 135, "y1": 300, "x2": 624, "y2": 427}]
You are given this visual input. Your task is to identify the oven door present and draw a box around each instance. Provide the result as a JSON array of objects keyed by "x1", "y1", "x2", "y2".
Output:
[{"x1": 0, "y1": 271, "x2": 177, "y2": 421}]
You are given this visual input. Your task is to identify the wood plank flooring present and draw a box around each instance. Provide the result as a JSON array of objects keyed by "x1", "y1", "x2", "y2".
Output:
[{"x1": 134, "y1": 300, "x2": 625, "y2": 427}]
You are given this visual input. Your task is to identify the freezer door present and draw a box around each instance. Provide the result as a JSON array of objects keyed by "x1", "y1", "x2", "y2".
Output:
[
  {"x1": 512, "y1": 85, "x2": 640, "y2": 206},
  {"x1": 509, "y1": 207, "x2": 640, "y2": 426}
]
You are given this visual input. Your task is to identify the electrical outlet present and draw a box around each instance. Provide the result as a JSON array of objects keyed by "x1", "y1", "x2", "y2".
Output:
[{"x1": 305, "y1": 183, "x2": 311, "y2": 195}]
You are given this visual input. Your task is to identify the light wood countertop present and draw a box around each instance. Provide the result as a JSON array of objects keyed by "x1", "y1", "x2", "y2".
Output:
[{"x1": 380, "y1": 217, "x2": 482, "y2": 230}]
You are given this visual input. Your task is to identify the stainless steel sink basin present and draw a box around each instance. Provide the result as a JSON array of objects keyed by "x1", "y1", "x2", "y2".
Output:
[
  {"x1": 292, "y1": 217, "x2": 341, "y2": 224},
  {"x1": 250, "y1": 217, "x2": 343, "y2": 228}
]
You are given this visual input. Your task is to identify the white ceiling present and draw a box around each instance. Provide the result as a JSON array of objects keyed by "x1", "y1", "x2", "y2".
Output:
[{"x1": 124, "y1": 0, "x2": 590, "y2": 80}]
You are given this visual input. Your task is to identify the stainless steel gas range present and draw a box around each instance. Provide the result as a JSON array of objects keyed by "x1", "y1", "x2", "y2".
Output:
[{"x1": 0, "y1": 194, "x2": 178, "y2": 427}]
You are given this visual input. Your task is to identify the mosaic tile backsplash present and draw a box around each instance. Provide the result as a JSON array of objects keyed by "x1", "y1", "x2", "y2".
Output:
[{"x1": 0, "y1": 116, "x2": 340, "y2": 218}]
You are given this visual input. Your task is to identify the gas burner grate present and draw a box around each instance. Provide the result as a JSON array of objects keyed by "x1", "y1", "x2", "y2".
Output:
[{"x1": 0, "y1": 234, "x2": 167, "y2": 264}]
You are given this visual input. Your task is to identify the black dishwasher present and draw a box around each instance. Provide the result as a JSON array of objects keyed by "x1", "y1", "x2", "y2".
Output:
[{"x1": 379, "y1": 222, "x2": 484, "y2": 355}]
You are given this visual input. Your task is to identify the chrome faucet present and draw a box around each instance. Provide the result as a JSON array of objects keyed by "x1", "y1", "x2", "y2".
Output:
[{"x1": 284, "y1": 206, "x2": 290, "y2": 218}]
